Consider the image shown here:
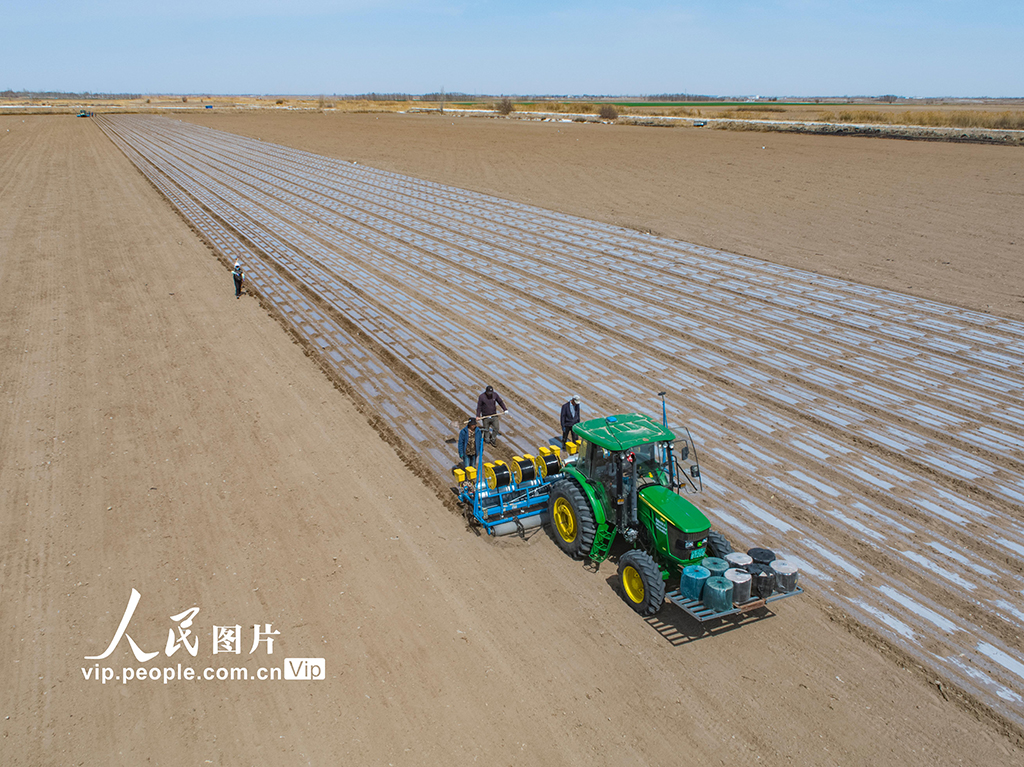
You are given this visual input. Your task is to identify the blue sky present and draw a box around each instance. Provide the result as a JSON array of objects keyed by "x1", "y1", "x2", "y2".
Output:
[{"x1": 2, "y1": 1, "x2": 1021, "y2": 96}]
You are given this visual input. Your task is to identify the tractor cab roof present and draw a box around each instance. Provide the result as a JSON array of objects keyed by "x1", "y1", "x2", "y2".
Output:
[{"x1": 574, "y1": 413, "x2": 675, "y2": 451}]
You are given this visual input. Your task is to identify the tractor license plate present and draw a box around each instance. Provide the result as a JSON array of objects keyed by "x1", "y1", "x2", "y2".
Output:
[{"x1": 690, "y1": 547, "x2": 705, "y2": 559}]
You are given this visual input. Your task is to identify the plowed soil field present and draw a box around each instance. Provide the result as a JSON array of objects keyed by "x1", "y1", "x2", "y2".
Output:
[{"x1": 2, "y1": 112, "x2": 1023, "y2": 766}]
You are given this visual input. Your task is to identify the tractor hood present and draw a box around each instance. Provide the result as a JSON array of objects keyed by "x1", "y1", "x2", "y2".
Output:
[{"x1": 638, "y1": 484, "x2": 709, "y2": 534}]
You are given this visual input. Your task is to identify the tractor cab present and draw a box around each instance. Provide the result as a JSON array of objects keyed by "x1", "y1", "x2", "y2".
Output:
[{"x1": 575, "y1": 415, "x2": 700, "y2": 491}]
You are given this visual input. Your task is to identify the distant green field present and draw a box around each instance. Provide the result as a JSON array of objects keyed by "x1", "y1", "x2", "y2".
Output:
[{"x1": 612, "y1": 102, "x2": 810, "y2": 107}]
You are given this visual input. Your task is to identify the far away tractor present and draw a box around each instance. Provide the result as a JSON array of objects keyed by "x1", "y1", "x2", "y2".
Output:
[{"x1": 453, "y1": 400, "x2": 802, "y2": 621}]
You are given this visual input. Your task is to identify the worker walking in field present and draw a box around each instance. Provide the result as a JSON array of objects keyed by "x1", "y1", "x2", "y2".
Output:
[
  {"x1": 232, "y1": 261, "x2": 244, "y2": 298},
  {"x1": 560, "y1": 395, "x2": 582, "y2": 447},
  {"x1": 476, "y1": 385, "x2": 509, "y2": 447},
  {"x1": 457, "y1": 418, "x2": 477, "y2": 469}
]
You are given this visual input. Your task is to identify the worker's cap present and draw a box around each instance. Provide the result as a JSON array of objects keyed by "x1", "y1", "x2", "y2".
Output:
[
  {"x1": 485, "y1": 385, "x2": 494, "y2": 393},
  {"x1": 572, "y1": 395, "x2": 581, "y2": 403}
]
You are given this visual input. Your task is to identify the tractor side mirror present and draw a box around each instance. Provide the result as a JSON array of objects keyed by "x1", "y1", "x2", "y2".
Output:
[{"x1": 690, "y1": 465, "x2": 700, "y2": 478}]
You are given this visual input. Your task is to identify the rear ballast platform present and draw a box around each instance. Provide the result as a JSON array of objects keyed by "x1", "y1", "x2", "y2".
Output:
[{"x1": 666, "y1": 586, "x2": 803, "y2": 622}]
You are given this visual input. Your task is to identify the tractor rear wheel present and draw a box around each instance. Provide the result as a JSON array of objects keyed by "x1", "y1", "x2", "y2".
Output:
[
  {"x1": 706, "y1": 530, "x2": 733, "y2": 559},
  {"x1": 548, "y1": 481, "x2": 596, "y2": 559},
  {"x1": 617, "y1": 550, "x2": 666, "y2": 616}
]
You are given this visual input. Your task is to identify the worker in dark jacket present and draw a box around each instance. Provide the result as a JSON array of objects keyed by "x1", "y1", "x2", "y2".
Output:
[
  {"x1": 476, "y1": 385, "x2": 509, "y2": 446},
  {"x1": 457, "y1": 418, "x2": 477, "y2": 469},
  {"x1": 232, "y1": 261, "x2": 244, "y2": 298},
  {"x1": 560, "y1": 395, "x2": 582, "y2": 446}
]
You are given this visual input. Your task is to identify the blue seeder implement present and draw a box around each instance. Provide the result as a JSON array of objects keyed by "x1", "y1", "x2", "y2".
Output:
[{"x1": 453, "y1": 427, "x2": 573, "y2": 536}]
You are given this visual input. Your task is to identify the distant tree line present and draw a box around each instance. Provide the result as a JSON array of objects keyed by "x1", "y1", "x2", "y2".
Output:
[
  {"x1": 332, "y1": 93, "x2": 413, "y2": 102},
  {"x1": 1, "y1": 90, "x2": 142, "y2": 100},
  {"x1": 339, "y1": 92, "x2": 478, "y2": 101},
  {"x1": 643, "y1": 93, "x2": 716, "y2": 101},
  {"x1": 421, "y1": 92, "x2": 474, "y2": 101}
]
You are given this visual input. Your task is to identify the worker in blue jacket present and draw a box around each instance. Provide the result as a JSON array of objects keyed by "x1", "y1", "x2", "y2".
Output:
[
  {"x1": 560, "y1": 395, "x2": 581, "y2": 446},
  {"x1": 457, "y1": 418, "x2": 477, "y2": 469}
]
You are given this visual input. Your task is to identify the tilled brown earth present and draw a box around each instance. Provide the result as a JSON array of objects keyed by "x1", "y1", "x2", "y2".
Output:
[{"x1": 2, "y1": 114, "x2": 1023, "y2": 766}]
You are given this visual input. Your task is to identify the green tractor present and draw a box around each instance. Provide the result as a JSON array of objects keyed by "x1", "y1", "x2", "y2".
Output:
[{"x1": 548, "y1": 411, "x2": 734, "y2": 616}]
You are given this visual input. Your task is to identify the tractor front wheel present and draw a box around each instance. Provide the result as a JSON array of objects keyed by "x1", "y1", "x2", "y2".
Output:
[
  {"x1": 548, "y1": 481, "x2": 596, "y2": 559},
  {"x1": 617, "y1": 550, "x2": 666, "y2": 616},
  {"x1": 706, "y1": 530, "x2": 734, "y2": 559}
]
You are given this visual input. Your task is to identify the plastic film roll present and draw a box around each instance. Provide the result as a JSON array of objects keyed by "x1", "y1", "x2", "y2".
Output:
[
  {"x1": 537, "y1": 447, "x2": 563, "y2": 478},
  {"x1": 725, "y1": 551, "x2": 753, "y2": 569},
  {"x1": 770, "y1": 560, "x2": 799, "y2": 593},
  {"x1": 725, "y1": 568, "x2": 752, "y2": 603},
  {"x1": 483, "y1": 461, "x2": 512, "y2": 490},
  {"x1": 702, "y1": 576, "x2": 734, "y2": 613},
  {"x1": 680, "y1": 565, "x2": 710, "y2": 602},
  {"x1": 702, "y1": 557, "x2": 729, "y2": 578},
  {"x1": 512, "y1": 456, "x2": 536, "y2": 484}
]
